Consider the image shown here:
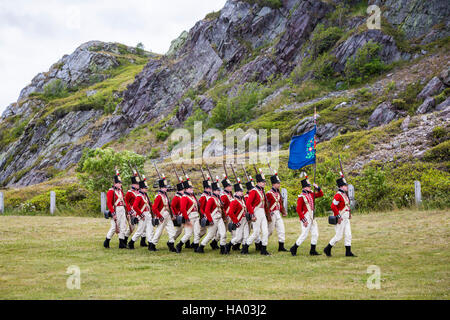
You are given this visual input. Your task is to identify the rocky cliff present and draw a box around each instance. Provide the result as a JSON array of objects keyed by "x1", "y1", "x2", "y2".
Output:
[{"x1": 1, "y1": 0, "x2": 449, "y2": 187}]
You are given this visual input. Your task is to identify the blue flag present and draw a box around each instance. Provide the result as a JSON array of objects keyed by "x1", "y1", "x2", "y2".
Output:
[{"x1": 288, "y1": 127, "x2": 316, "y2": 170}]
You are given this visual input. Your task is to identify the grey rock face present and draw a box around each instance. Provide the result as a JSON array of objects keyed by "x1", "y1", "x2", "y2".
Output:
[
  {"x1": 417, "y1": 76, "x2": 445, "y2": 100},
  {"x1": 332, "y1": 30, "x2": 401, "y2": 73},
  {"x1": 368, "y1": 101, "x2": 403, "y2": 128},
  {"x1": 369, "y1": 0, "x2": 450, "y2": 40},
  {"x1": 436, "y1": 97, "x2": 450, "y2": 111},
  {"x1": 439, "y1": 67, "x2": 450, "y2": 86},
  {"x1": 416, "y1": 97, "x2": 436, "y2": 114}
]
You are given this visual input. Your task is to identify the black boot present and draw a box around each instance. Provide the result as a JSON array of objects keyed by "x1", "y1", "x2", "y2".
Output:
[
  {"x1": 128, "y1": 240, "x2": 135, "y2": 250},
  {"x1": 140, "y1": 237, "x2": 147, "y2": 247},
  {"x1": 210, "y1": 239, "x2": 219, "y2": 250},
  {"x1": 290, "y1": 244, "x2": 298, "y2": 256},
  {"x1": 148, "y1": 242, "x2": 157, "y2": 251},
  {"x1": 260, "y1": 245, "x2": 271, "y2": 256},
  {"x1": 225, "y1": 242, "x2": 233, "y2": 253},
  {"x1": 345, "y1": 246, "x2": 357, "y2": 257},
  {"x1": 232, "y1": 243, "x2": 240, "y2": 251},
  {"x1": 220, "y1": 245, "x2": 229, "y2": 255},
  {"x1": 124, "y1": 237, "x2": 128, "y2": 246},
  {"x1": 255, "y1": 242, "x2": 262, "y2": 251},
  {"x1": 103, "y1": 238, "x2": 110, "y2": 249},
  {"x1": 192, "y1": 243, "x2": 199, "y2": 251},
  {"x1": 119, "y1": 238, "x2": 126, "y2": 249},
  {"x1": 324, "y1": 243, "x2": 333, "y2": 257},
  {"x1": 175, "y1": 241, "x2": 183, "y2": 253},
  {"x1": 278, "y1": 242, "x2": 287, "y2": 252},
  {"x1": 241, "y1": 244, "x2": 249, "y2": 254},
  {"x1": 167, "y1": 242, "x2": 177, "y2": 252},
  {"x1": 185, "y1": 240, "x2": 192, "y2": 248},
  {"x1": 196, "y1": 245, "x2": 205, "y2": 253},
  {"x1": 310, "y1": 244, "x2": 321, "y2": 256}
]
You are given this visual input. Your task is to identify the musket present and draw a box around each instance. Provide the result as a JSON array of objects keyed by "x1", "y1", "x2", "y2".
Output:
[
  {"x1": 206, "y1": 164, "x2": 214, "y2": 182},
  {"x1": 230, "y1": 163, "x2": 240, "y2": 183},
  {"x1": 199, "y1": 165, "x2": 207, "y2": 181},
  {"x1": 132, "y1": 164, "x2": 154, "y2": 219},
  {"x1": 222, "y1": 161, "x2": 230, "y2": 181},
  {"x1": 242, "y1": 164, "x2": 250, "y2": 181},
  {"x1": 173, "y1": 167, "x2": 183, "y2": 184}
]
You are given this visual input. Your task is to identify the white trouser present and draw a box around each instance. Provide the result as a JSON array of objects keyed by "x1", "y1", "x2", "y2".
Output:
[
  {"x1": 231, "y1": 219, "x2": 249, "y2": 245},
  {"x1": 151, "y1": 211, "x2": 176, "y2": 244},
  {"x1": 268, "y1": 210, "x2": 286, "y2": 243},
  {"x1": 181, "y1": 212, "x2": 201, "y2": 244},
  {"x1": 329, "y1": 211, "x2": 352, "y2": 246},
  {"x1": 246, "y1": 208, "x2": 268, "y2": 246},
  {"x1": 131, "y1": 212, "x2": 154, "y2": 242},
  {"x1": 295, "y1": 212, "x2": 319, "y2": 246},
  {"x1": 201, "y1": 213, "x2": 226, "y2": 246},
  {"x1": 106, "y1": 206, "x2": 127, "y2": 240},
  {"x1": 174, "y1": 224, "x2": 183, "y2": 240}
]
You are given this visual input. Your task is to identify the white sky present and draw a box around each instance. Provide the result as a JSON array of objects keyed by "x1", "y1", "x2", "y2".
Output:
[{"x1": 0, "y1": 0, "x2": 227, "y2": 113}]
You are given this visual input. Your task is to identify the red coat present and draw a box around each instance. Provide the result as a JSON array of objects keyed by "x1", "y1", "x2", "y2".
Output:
[
  {"x1": 106, "y1": 187, "x2": 125, "y2": 214},
  {"x1": 204, "y1": 196, "x2": 221, "y2": 222},
  {"x1": 246, "y1": 187, "x2": 267, "y2": 215},
  {"x1": 180, "y1": 193, "x2": 199, "y2": 221},
  {"x1": 199, "y1": 192, "x2": 211, "y2": 216},
  {"x1": 125, "y1": 189, "x2": 139, "y2": 213},
  {"x1": 220, "y1": 191, "x2": 233, "y2": 216},
  {"x1": 297, "y1": 189, "x2": 324, "y2": 222},
  {"x1": 229, "y1": 197, "x2": 246, "y2": 223},
  {"x1": 266, "y1": 188, "x2": 285, "y2": 213},
  {"x1": 171, "y1": 192, "x2": 183, "y2": 216},
  {"x1": 151, "y1": 192, "x2": 169, "y2": 219},
  {"x1": 331, "y1": 190, "x2": 350, "y2": 217},
  {"x1": 132, "y1": 193, "x2": 151, "y2": 216}
]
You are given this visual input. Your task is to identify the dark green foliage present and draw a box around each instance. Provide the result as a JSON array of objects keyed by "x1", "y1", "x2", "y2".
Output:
[
  {"x1": 76, "y1": 147, "x2": 145, "y2": 192},
  {"x1": 310, "y1": 24, "x2": 343, "y2": 58},
  {"x1": 136, "y1": 42, "x2": 145, "y2": 55},
  {"x1": 42, "y1": 79, "x2": 69, "y2": 99},
  {"x1": 423, "y1": 140, "x2": 450, "y2": 162},
  {"x1": 242, "y1": 0, "x2": 283, "y2": 9},
  {"x1": 344, "y1": 41, "x2": 388, "y2": 84}
]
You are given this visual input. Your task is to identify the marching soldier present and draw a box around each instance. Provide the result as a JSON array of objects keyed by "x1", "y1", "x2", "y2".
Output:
[
  {"x1": 124, "y1": 171, "x2": 142, "y2": 246},
  {"x1": 290, "y1": 173, "x2": 324, "y2": 256},
  {"x1": 266, "y1": 171, "x2": 288, "y2": 252},
  {"x1": 220, "y1": 174, "x2": 235, "y2": 241},
  {"x1": 175, "y1": 177, "x2": 201, "y2": 253},
  {"x1": 324, "y1": 174, "x2": 357, "y2": 257},
  {"x1": 149, "y1": 175, "x2": 177, "y2": 252},
  {"x1": 103, "y1": 170, "x2": 128, "y2": 249},
  {"x1": 198, "y1": 176, "x2": 217, "y2": 250},
  {"x1": 242, "y1": 169, "x2": 270, "y2": 255},
  {"x1": 226, "y1": 181, "x2": 250, "y2": 253},
  {"x1": 171, "y1": 177, "x2": 189, "y2": 246},
  {"x1": 244, "y1": 176, "x2": 259, "y2": 251},
  {"x1": 128, "y1": 177, "x2": 154, "y2": 249},
  {"x1": 198, "y1": 177, "x2": 227, "y2": 254}
]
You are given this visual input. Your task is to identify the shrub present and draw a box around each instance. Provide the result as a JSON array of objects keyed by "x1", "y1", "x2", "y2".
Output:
[
  {"x1": 311, "y1": 53, "x2": 336, "y2": 80},
  {"x1": 77, "y1": 147, "x2": 145, "y2": 192},
  {"x1": 205, "y1": 11, "x2": 221, "y2": 20},
  {"x1": 148, "y1": 147, "x2": 160, "y2": 159},
  {"x1": 242, "y1": 0, "x2": 283, "y2": 9},
  {"x1": 355, "y1": 88, "x2": 373, "y2": 102},
  {"x1": 310, "y1": 24, "x2": 343, "y2": 58},
  {"x1": 344, "y1": 41, "x2": 388, "y2": 84},
  {"x1": 429, "y1": 126, "x2": 448, "y2": 146},
  {"x1": 423, "y1": 140, "x2": 450, "y2": 162},
  {"x1": 42, "y1": 79, "x2": 68, "y2": 99},
  {"x1": 392, "y1": 98, "x2": 407, "y2": 110},
  {"x1": 156, "y1": 130, "x2": 169, "y2": 141},
  {"x1": 136, "y1": 42, "x2": 144, "y2": 55}
]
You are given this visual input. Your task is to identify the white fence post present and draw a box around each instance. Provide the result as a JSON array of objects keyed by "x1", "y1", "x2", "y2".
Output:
[
  {"x1": 281, "y1": 188, "x2": 288, "y2": 213},
  {"x1": 348, "y1": 184, "x2": 356, "y2": 209},
  {"x1": 101, "y1": 192, "x2": 106, "y2": 214},
  {"x1": 50, "y1": 191, "x2": 56, "y2": 215},
  {"x1": 414, "y1": 181, "x2": 422, "y2": 207},
  {"x1": 0, "y1": 192, "x2": 4, "y2": 214}
]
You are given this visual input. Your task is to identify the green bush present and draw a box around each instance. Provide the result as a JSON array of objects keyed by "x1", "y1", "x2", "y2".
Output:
[
  {"x1": 156, "y1": 130, "x2": 169, "y2": 141},
  {"x1": 136, "y1": 42, "x2": 144, "y2": 55},
  {"x1": 77, "y1": 147, "x2": 145, "y2": 192},
  {"x1": 311, "y1": 53, "x2": 335, "y2": 79},
  {"x1": 423, "y1": 140, "x2": 450, "y2": 162},
  {"x1": 42, "y1": 79, "x2": 68, "y2": 99},
  {"x1": 310, "y1": 24, "x2": 343, "y2": 58},
  {"x1": 344, "y1": 41, "x2": 388, "y2": 84},
  {"x1": 149, "y1": 147, "x2": 160, "y2": 159}
]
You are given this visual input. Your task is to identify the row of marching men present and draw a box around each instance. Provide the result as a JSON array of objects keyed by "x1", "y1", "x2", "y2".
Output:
[{"x1": 103, "y1": 166, "x2": 356, "y2": 257}]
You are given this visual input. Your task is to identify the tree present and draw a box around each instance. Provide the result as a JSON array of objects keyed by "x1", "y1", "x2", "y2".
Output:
[
  {"x1": 77, "y1": 148, "x2": 145, "y2": 192},
  {"x1": 136, "y1": 42, "x2": 145, "y2": 55}
]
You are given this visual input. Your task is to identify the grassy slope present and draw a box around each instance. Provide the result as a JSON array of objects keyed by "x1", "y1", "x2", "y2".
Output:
[{"x1": 0, "y1": 209, "x2": 448, "y2": 299}]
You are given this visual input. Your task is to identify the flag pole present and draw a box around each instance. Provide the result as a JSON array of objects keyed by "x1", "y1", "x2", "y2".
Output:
[{"x1": 313, "y1": 106, "x2": 317, "y2": 219}]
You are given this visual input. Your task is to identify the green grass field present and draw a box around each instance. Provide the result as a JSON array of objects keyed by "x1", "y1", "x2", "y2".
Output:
[{"x1": 0, "y1": 209, "x2": 448, "y2": 299}]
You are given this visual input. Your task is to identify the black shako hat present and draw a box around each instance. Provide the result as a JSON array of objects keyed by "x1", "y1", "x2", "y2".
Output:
[
  {"x1": 139, "y1": 175, "x2": 149, "y2": 189},
  {"x1": 212, "y1": 176, "x2": 220, "y2": 191},
  {"x1": 183, "y1": 175, "x2": 193, "y2": 189},
  {"x1": 300, "y1": 172, "x2": 311, "y2": 188},
  {"x1": 158, "y1": 175, "x2": 168, "y2": 188},
  {"x1": 176, "y1": 180, "x2": 184, "y2": 191},
  {"x1": 255, "y1": 168, "x2": 265, "y2": 183},
  {"x1": 336, "y1": 172, "x2": 347, "y2": 187},
  {"x1": 221, "y1": 174, "x2": 232, "y2": 188},
  {"x1": 203, "y1": 178, "x2": 212, "y2": 189},
  {"x1": 130, "y1": 170, "x2": 139, "y2": 185},
  {"x1": 234, "y1": 182, "x2": 244, "y2": 193},
  {"x1": 270, "y1": 171, "x2": 281, "y2": 185},
  {"x1": 114, "y1": 169, "x2": 122, "y2": 184}
]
